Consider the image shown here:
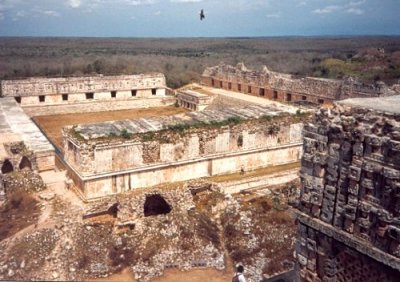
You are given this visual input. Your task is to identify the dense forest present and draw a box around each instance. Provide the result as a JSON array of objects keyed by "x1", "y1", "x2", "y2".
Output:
[{"x1": 1, "y1": 36, "x2": 400, "y2": 88}]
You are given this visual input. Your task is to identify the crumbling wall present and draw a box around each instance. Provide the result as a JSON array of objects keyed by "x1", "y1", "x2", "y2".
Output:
[
  {"x1": 202, "y1": 63, "x2": 399, "y2": 104},
  {"x1": 296, "y1": 98, "x2": 400, "y2": 281}
]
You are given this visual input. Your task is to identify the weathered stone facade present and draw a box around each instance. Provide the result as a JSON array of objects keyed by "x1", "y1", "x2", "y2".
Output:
[
  {"x1": 1, "y1": 73, "x2": 167, "y2": 107},
  {"x1": 62, "y1": 106, "x2": 306, "y2": 199},
  {"x1": 176, "y1": 88, "x2": 215, "y2": 111},
  {"x1": 296, "y1": 95, "x2": 400, "y2": 281},
  {"x1": 202, "y1": 63, "x2": 400, "y2": 105}
]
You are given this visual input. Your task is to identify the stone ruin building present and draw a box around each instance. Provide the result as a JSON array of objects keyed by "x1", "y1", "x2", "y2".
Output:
[
  {"x1": 202, "y1": 63, "x2": 400, "y2": 105},
  {"x1": 2, "y1": 67, "x2": 400, "y2": 280},
  {"x1": 0, "y1": 73, "x2": 172, "y2": 170},
  {"x1": 0, "y1": 73, "x2": 172, "y2": 116},
  {"x1": 296, "y1": 95, "x2": 400, "y2": 281},
  {"x1": 0, "y1": 72, "x2": 306, "y2": 202},
  {"x1": 63, "y1": 103, "x2": 303, "y2": 200}
]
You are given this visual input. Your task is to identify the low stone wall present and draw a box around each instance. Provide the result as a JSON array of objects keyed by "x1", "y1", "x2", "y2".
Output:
[
  {"x1": 23, "y1": 96, "x2": 176, "y2": 117},
  {"x1": 219, "y1": 168, "x2": 299, "y2": 194}
]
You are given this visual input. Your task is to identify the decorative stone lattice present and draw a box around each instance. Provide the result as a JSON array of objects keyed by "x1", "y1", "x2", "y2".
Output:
[{"x1": 296, "y1": 95, "x2": 400, "y2": 281}]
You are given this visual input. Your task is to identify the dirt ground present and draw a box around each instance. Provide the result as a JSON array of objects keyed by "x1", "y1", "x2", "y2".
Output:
[
  {"x1": 96, "y1": 267, "x2": 232, "y2": 282},
  {"x1": 0, "y1": 191, "x2": 41, "y2": 241},
  {"x1": 33, "y1": 106, "x2": 188, "y2": 151}
]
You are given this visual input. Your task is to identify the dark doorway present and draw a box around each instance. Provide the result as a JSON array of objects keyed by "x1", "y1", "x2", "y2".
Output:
[
  {"x1": 1, "y1": 159, "x2": 13, "y2": 174},
  {"x1": 19, "y1": 156, "x2": 32, "y2": 170},
  {"x1": 144, "y1": 194, "x2": 171, "y2": 217},
  {"x1": 85, "y1": 92, "x2": 94, "y2": 99}
]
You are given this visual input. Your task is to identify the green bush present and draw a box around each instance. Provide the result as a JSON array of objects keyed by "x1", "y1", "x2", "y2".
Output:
[{"x1": 120, "y1": 129, "x2": 132, "y2": 139}]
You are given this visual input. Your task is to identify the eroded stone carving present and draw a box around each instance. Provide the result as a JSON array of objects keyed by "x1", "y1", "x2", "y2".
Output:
[{"x1": 296, "y1": 95, "x2": 400, "y2": 281}]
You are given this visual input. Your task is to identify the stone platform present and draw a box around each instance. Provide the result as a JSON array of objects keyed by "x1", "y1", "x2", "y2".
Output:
[{"x1": 0, "y1": 97, "x2": 55, "y2": 171}]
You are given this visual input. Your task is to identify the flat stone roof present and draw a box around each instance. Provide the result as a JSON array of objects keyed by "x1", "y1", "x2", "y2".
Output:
[
  {"x1": 337, "y1": 95, "x2": 400, "y2": 115},
  {"x1": 178, "y1": 89, "x2": 209, "y2": 98},
  {"x1": 0, "y1": 97, "x2": 54, "y2": 154},
  {"x1": 74, "y1": 103, "x2": 296, "y2": 140}
]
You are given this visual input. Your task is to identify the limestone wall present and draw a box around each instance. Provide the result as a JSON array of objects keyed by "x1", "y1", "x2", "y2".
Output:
[
  {"x1": 1, "y1": 73, "x2": 166, "y2": 97},
  {"x1": 64, "y1": 122, "x2": 303, "y2": 177},
  {"x1": 1, "y1": 73, "x2": 167, "y2": 107},
  {"x1": 72, "y1": 145, "x2": 301, "y2": 199},
  {"x1": 202, "y1": 63, "x2": 398, "y2": 104},
  {"x1": 296, "y1": 96, "x2": 400, "y2": 281},
  {"x1": 64, "y1": 120, "x2": 303, "y2": 199},
  {"x1": 23, "y1": 96, "x2": 176, "y2": 117}
]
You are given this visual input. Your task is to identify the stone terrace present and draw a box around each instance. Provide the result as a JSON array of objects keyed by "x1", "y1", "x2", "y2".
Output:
[
  {"x1": 73, "y1": 103, "x2": 296, "y2": 140},
  {"x1": 0, "y1": 98, "x2": 55, "y2": 171}
]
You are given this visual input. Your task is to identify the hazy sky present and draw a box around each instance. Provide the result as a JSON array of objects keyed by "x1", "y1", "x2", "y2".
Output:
[{"x1": 0, "y1": 0, "x2": 399, "y2": 37}]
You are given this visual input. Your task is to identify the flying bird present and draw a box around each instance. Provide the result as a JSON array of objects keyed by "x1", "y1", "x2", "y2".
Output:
[{"x1": 200, "y1": 9, "x2": 205, "y2": 21}]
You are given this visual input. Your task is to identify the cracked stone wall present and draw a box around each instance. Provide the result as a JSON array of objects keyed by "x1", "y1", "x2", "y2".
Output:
[
  {"x1": 202, "y1": 63, "x2": 399, "y2": 104},
  {"x1": 296, "y1": 96, "x2": 400, "y2": 281}
]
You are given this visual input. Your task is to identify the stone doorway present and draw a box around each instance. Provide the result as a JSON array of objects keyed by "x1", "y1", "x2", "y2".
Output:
[
  {"x1": 19, "y1": 156, "x2": 32, "y2": 170},
  {"x1": 144, "y1": 194, "x2": 171, "y2": 217},
  {"x1": 1, "y1": 159, "x2": 14, "y2": 174}
]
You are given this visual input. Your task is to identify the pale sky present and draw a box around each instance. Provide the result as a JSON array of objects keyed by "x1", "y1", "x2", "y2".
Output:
[{"x1": 0, "y1": 0, "x2": 399, "y2": 37}]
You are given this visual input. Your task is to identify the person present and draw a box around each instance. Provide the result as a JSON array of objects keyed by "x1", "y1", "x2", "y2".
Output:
[{"x1": 232, "y1": 265, "x2": 246, "y2": 282}]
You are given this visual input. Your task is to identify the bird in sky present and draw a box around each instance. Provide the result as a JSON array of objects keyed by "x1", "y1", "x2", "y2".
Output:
[{"x1": 200, "y1": 9, "x2": 205, "y2": 21}]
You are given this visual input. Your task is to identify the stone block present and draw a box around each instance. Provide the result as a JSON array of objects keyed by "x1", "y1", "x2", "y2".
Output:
[
  {"x1": 320, "y1": 210, "x2": 333, "y2": 224},
  {"x1": 307, "y1": 239, "x2": 317, "y2": 252},
  {"x1": 301, "y1": 192, "x2": 312, "y2": 204},
  {"x1": 388, "y1": 225, "x2": 400, "y2": 242},
  {"x1": 307, "y1": 257, "x2": 317, "y2": 272},
  {"x1": 348, "y1": 166, "x2": 362, "y2": 181},
  {"x1": 297, "y1": 253, "x2": 308, "y2": 267},
  {"x1": 365, "y1": 134, "x2": 383, "y2": 146},
  {"x1": 314, "y1": 164, "x2": 326, "y2": 178},
  {"x1": 327, "y1": 156, "x2": 339, "y2": 168},
  {"x1": 389, "y1": 241, "x2": 400, "y2": 257},
  {"x1": 383, "y1": 167, "x2": 400, "y2": 179},
  {"x1": 311, "y1": 205, "x2": 321, "y2": 217},
  {"x1": 310, "y1": 192, "x2": 323, "y2": 206},
  {"x1": 313, "y1": 177, "x2": 325, "y2": 191},
  {"x1": 348, "y1": 181, "x2": 359, "y2": 195},
  {"x1": 343, "y1": 218, "x2": 354, "y2": 233},
  {"x1": 314, "y1": 152, "x2": 328, "y2": 165},
  {"x1": 353, "y1": 142, "x2": 364, "y2": 156},
  {"x1": 325, "y1": 185, "x2": 336, "y2": 194},
  {"x1": 389, "y1": 140, "x2": 400, "y2": 152},
  {"x1": 303, "y1": 153, "x2": 314, "y2": 162},
  {"x1": 326, "y1": 167, "x2": 339, "y2": 179},
  {"x1": 361, "y1": 178, "x2": 374, "y2": 190},
  {"x1": 343, "y1": 205, "x2": 357, "y2": 220},
  {"x1": 347, "y1": 195, "x2": 358, "y2": 207}
]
